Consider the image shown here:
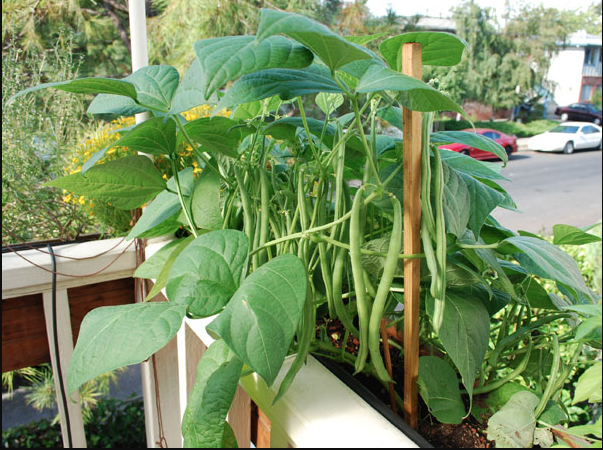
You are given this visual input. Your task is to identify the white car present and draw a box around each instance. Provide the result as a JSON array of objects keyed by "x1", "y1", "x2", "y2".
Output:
[{"x1": 527, "y1": 122, "x2": 602, "y2": 154}]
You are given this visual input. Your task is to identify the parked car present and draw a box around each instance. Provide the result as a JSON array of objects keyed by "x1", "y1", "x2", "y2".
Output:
[
  {"x1": 554, "y1": 102, "x2": 602, "y2": 125},
  {"x1": 437, "y1": 128, "x2": 518, "y2": 160},
  {"x1": 527, "y1": 122, "x2": 602, "y2": 154}
]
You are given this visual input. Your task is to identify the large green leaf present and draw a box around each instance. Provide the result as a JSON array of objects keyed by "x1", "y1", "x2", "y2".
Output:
[
  {"x1": 338, "y1": 53, "x2": 387, "y2": 79},
  {"x1": 165, "y1": 230, "x2": 249, "y2": 317},
  {"x1": 45, "y1": 155, "x2": 166, "y2": 210},
  {"x1": 356, "y1": 65, "x2": 465, "y2": 115},
  {"x1": 134, "y1": 237, "x2": 192, "y2": 281},
  {"x1": 376, "y1": 106, "x2": 404, "y2": 131},
  {"x1": 427, "y1": 291, "x2": 490, "y2": 398},
  {"x1": 473, "y1": 248, "x2": 517, "y2": 300},
  {"x1": 7, "y1": 77, "x2": 137, "y2": 105},
  {"x1": 380, "y1": 32, "x2": 469, "y2": 70},
  {"x1": 455, "y1": 171, "x2": 505, "y2": 236},
  {"x1": 194, "y1": 35, "x2": 313, "y2": 98},
  {"x1": 315, "y1": 92, "x2": 344, "y2": 115},
  {"x1": 418, "y1": 356, "x2": 465, "y2": 424},
  {"x1": 478, "y1": 178, "x2": 518, "y2": 211},
  {"x1": 109, "y1": 117, "x2": 176, "y2": 157},
  {"x1": 67, "y1": 302, "x2": 187, "y2": 394},
  {"x1": 486, "y1": 390, "x2": 541, "y2": 448},
  {"x1": 87, "y1": 94, "x2": 147, "y2": 116},
  {"x1": 441, "y1": 164, "x2": 470, "y2": 238},
  {"x1": 431, "y1": 131, "x2": 508, "y2": 166},
  {"x1": 87, "y1": 66, "x2": 181, "y2": 114},
  {"x1": 231, "y1": 95, "x2": 283, "y2": 120},
  {"x1": 216, "y1": 65, "x2": 342, "y2": 110},
  {"x1": 169, "y1": 58, "x2": 219, "y2": 115},
  {"x1": 440, "y1": 149, "x2": 509, "y2": 181},
  {"x1": 182, "y1": 339, "x2": 243, "y2": 448},
  {"x1": 206, "y1": 254, "x2": 307, "y2": 386},
  {"x1": 256, "y1": 9, "x2": 373, "y2": 71},
  {"x1": 520, "y1": 277, "x2": 560, "y2": 310},
  {"x1": 573, "y1": 363, "x2": 602, "y2": 404},
  {"x1": 183, "y1": 117, "x2": 243, "y2": 158},
  {"x1": 191, "y1": 170, "x2": 223, "y2": 230},
  {"x1": 553, "y1": 224, "x2": 602, "y2": 246},
  {"x1": 135, "y1": 237, "x2": 194, "y2": 301},
  {"x1": 504, "y1": 236, "x2": 591, "y2": 298},
  {"x1": 127, "y1": 65, "x2": 180, "y2": 112},
  {"x1": 127, "y1": 191, "x2": 181, "y2": 240}
]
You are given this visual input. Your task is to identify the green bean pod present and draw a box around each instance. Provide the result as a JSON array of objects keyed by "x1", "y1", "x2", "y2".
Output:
[
  {"x1": 368, "y1": 194, "x2": 403, "y2": 382},
  {"x1": 258, "y1": 168, "x2": 270, "y2": 266},
  {"x1": 332, "y1": 225, "x2": 360, "y2": 337},
  {"x1": 234, "y1": 166, "x2": 254, "y2": 246},
  {"x1": 319, "y1": 241, "x2": 336, "y2": 318},
  {"x1": 272, "y1": 280, "x2": 314, "y2": 404},
  {"x1": 431, "y1": 137, "x2": 447, "y2": 332},
  {"x1": 350, "y1": 186, "x2": 370, "y2": 374}
]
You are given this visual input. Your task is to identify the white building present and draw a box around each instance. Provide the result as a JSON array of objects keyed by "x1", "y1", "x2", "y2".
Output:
[{"x1": 547, "y1": 31, "x2": 602, "y2": 107}]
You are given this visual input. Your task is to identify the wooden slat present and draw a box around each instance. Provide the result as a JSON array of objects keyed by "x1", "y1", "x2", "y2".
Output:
[
  {"x1": 2, "y1": 293, "x2": 47, "y2": 372},
  {"x1": 229, "y1": 386, "x2": 252, "y2": 448},
  {"x1": 68, "y1": 277, "x2": 135, "y2": 342},
  {"x1": 251, "y1": 401, "x2": 272, "y2": 448},
  {"x1": 402, "y1": 42, "x2": 423, "y2": 430},
  {"x1": 2, "y1": 278, "x2": 135, "y2": 372}
]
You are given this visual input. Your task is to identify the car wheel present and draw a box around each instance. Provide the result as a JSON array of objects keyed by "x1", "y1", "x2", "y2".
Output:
[
  {"x1": 595, "y1": 118, "x2": 602, "y2": 126},
  {"x1": 560, "y1": 113, "x2": 569, "y2": 121},
  {"x1": 563, "y1": 141, "x2": 574, "y2": 154},
  {"x1": 460, "y1": 149, "x2": 470, "y2": 156},
  {"x1": 505, "y1": 146, "x2": 513, "y2": 159}
]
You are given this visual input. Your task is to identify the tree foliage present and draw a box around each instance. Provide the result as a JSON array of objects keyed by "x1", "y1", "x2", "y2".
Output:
[{"x1": 424, "y1": 0, "x2": 601, "y2": 110}]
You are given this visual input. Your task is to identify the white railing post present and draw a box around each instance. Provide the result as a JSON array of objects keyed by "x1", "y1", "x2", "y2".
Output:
[{"x1": 42, "y1": 289, "x2": 86, "y2": 448}]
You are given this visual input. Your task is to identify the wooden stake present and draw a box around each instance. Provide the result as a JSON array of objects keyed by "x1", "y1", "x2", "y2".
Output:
[{"x1": 401, "y1": 42, "x2": 422, "y2": 429}]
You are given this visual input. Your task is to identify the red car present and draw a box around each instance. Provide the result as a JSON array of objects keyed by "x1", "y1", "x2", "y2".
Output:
[{"x1": 437, "y1": 128, "x2": 518, "y2": 160}]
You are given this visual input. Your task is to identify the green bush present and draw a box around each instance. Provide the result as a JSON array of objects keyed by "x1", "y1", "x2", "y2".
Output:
[
  {"x1": 1, "y1": 396, "x2": 146, "y2": 448},
  {"x1": 438, "y1": 118, "x2": 558, "y2": 137}
]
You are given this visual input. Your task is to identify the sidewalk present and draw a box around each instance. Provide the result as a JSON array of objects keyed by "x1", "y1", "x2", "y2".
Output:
[{"x1": 2, "y1": 365, "x2": 143, "y2": 431}]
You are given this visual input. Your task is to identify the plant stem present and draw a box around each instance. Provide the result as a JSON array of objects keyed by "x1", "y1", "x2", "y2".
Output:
[{"x1": 169, "y1": 157, "x2": 198, "y2": 239}]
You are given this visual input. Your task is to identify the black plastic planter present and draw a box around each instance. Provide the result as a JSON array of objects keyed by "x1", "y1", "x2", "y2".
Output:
[{"x1": 314, "y1": 355, "x2": 433, "y2": 448}]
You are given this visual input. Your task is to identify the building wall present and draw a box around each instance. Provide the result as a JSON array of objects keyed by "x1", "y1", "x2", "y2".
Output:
[{"x1": 547, "y1": 47, "x2": 586, "y2": 106}]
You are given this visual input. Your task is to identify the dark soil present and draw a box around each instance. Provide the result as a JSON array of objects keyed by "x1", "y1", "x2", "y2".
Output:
[{"x1": 315, "y1": 318, "x2": 493, "y2": 448}]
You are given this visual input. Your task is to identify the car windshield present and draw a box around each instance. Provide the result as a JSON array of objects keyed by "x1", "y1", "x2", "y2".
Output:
[{"x1": 550, "y1": 125, "x2": 579, "y2": 133}]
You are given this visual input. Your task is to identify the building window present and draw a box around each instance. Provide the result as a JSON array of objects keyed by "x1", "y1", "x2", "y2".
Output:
[
  {"x1": 580, "y1": 84, "x2": 593, "y2": 101},
  {"x1": 583, "y1": 47, "x2": 600, "y2": 66}
]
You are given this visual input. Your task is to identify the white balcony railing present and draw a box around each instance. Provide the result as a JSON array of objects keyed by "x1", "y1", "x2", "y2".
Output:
[
  {"x1": 583, "y1": 62, "x2": 603, "y2": 77},
  {"x1": 2, "y1": 237, "x2": 421, "y2": 448}
]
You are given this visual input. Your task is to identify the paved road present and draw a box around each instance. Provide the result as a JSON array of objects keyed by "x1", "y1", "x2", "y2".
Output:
[{"x1": 491, "y1": 145, "x2": 602, "y2": 235}]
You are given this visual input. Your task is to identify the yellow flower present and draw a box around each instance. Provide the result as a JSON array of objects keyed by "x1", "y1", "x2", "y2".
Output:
[
  {"x1": 63, "y1": 194, "x2": 72, "y2": 203},
  {"x1": 193, "y1": 167, "x2": 202, "y2": 174},
  {"x1": 162, "y1": 174, "x2": 169, "y2": 181},
  {"x1": 78, "y1": 196, "x2": 86, "y2": 205}
]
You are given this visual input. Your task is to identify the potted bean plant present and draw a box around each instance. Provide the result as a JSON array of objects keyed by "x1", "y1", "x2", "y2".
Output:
[{"x1": 10, "y1": 8, "x2": 602, "y2": 448}]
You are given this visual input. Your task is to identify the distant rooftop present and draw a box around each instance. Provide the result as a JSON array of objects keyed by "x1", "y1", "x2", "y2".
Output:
[
  {"x1": 416, "y1": 16, "x2": 456, "y2": 32},
  {"x1": 563, "y1": 30, "x2": 602, "y2": 47}
]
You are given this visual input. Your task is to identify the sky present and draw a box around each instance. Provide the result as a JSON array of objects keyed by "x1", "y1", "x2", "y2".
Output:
[{"x1": 364, "y1": 0, "x2": 598, "y2": 18}]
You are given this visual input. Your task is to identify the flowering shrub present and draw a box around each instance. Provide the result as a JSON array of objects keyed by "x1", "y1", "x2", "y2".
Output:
[{"x1": 63, "y1": 105, "x2": 231, "y2": 235}]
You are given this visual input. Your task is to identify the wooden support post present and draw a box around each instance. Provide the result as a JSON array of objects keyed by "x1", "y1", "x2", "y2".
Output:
[
  {"x1": 42, "y1": 289, "x2": 87, "y2": 448},
  {"x1": 401, "y1": 42, "x2": 422, "y2": 430}
]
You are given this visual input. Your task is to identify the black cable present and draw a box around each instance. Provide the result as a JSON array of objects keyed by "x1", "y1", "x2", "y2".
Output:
[{"x1": 48, "y1": 244, "x2": 74, "y2": 448}]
